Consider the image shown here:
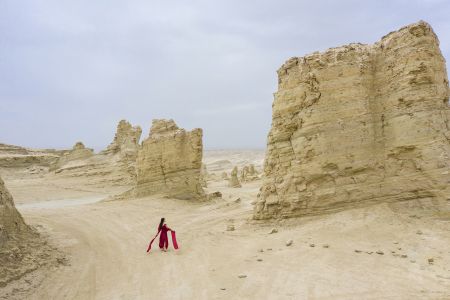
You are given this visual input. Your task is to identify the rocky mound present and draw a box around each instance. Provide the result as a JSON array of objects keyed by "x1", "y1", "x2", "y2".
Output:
[
  {"x1": 0, "y1": 143, "x2": 66, "y2": 170},
  {"x1": 0, "y1": 176, "x2": 59, "y2": 290},
  {"x1": 50, "y1": 142, "x2": 93, "y2": 171},
  {"x1": 254, "y1": 21, "x2": 450, "y2": 219},
  {"x1": 136, "y1": 119, "x2": 205, "y2": 200},
  {"x1": 0, "y1": 177, "x2": 30, "y2": 246}
]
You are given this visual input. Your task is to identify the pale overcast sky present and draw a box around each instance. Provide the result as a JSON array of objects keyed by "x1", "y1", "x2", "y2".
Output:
[{"x1": 1, "y1": 0, "x2": 449, "y2": 150}]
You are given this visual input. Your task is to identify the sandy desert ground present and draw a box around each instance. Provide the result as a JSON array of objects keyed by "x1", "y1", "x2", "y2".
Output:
[{"x1": 0, "y1": 150, "x2": 449, "y2": 300}]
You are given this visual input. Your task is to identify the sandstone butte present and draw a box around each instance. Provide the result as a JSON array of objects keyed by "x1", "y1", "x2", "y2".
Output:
[
  {"x1": 135, "y1": 119, "x2": 205, "y2": 200},
  {"x1": 254, "y1": 21, "x2": 450, "y2": 220}
]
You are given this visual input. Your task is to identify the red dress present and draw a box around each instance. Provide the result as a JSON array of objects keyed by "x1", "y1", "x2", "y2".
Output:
[
  {"x1": 146, "y1": 224, "x2": 179, "y2": 252},
  {"x1": 159, "y1": 224, "x2": 170, "y2": 249}
]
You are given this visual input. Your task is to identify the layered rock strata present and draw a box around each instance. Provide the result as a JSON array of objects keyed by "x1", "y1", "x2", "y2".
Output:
[
  {"x1": 136, "y1": 119, "x2": 205, "y2": 200},
  {"x1": 254, "y1": 21, "x2": 450, "y2": 219}
]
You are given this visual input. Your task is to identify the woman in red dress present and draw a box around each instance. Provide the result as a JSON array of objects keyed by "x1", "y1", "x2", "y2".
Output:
[
  {"x1": 158, "y1": 218, "x2": 171, "y2": 251},
  {"x1": 146, "y1": 217, "x2": 179, "y2": 252}
]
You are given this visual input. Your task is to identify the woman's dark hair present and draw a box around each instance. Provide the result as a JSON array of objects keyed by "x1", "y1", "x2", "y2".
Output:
[{"x1": 158, "y1": 218, "x2": 165, "y2": 230}]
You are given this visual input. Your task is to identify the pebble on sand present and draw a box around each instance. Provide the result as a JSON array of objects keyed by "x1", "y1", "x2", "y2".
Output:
[
  {"x1": 322, "y1": 244, "x2": 330, "y2": 248},
  {"x1": 286, "y1": 240, "x2": 293, "y2": 246},
  {"x1": 226, "y1": 225, "x2": 235, "y2": 231},
  {"x1": 238, "y1": 274, "x2": 247, "y2": 278},
  {"x1": 376, "y1": 250, "x2": 384, "y2": 255},
  {"x1": 269, "y1": 228, "x2": 278, "y2": 234},
  {"x1": 309, "y1": 243, "x2": 315, "y2": 248}
]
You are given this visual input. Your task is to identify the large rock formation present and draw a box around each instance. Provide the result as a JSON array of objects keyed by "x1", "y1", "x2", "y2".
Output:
[
  {"x1": 136, "y1": 119, "x2": 205, "y2": 200},
  {"x1": 254, "y1": 21, "x2": 450, "y2": 219}
]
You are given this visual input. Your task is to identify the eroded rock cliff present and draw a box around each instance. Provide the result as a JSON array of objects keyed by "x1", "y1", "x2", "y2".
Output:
[
  {"x1": 136, "y1": 119, "x2": 205, "y2": 200},
  {"x1": 0, "y1": 176, "x2": 29, "y2": 247},
  {"x1": 254, "y1": 21, "x2": 450, "y2": 219}
]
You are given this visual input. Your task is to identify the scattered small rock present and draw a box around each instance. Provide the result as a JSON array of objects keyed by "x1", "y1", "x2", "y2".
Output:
[
  {"x1": 234, "y1": 198, "x2": 241, "y2": 203},
  {"x1": 221, "y1": 288, "x2": 226, "y2": 290},
  {"x1": 267, "y1": 248, "x2": 272, "y2": 251},
  {"x1": 309, "y1": 243, "x2": 315, "y2": 248},
  {"x1": 354, "y1": 249, "x2": 362, "y2": 253},
  {"x1": 257, "y1": 259, "x2": 263, "y2": 262},
  {"x1": 410, "y1": 260, "x2": 416, "y2": 263},
  {"x1": 207, "y1": 191, "x2": 222, "y2": 200},
  {"x1": 428, "y1": 258, "x2": 434, "y2": 265},
  {"x1": 366, "y1": 251, "x2": 373, "y2": 255},
  {"x1": 286, "y1": 240, "x2": 293, "y2": 247},
  {"x1": 376, "y1": 250, "x2": 384, "y2": 255},
  {"x1": 269, "y1": 228, "x2": 278, "y2": 234},
  {"x1": 226, "y1": 225, "x2": 235, "y2": 231},
  {"x1": 393, "y1": 241, "x2": 399, "y2": 244},
  {"x1": 416, "y1": 230, "x2": 423, "y2": 235},
  {"x1": 238, "y1": 274, "x2": 247, "y2": 278},
  {"x1": 401, "y1": 254, "x2": 408, "y2": 258},
  {"x1": 322, "y1": 244, "x2": 330, "y2": 248},
  {"x1": 258, "y1": 249, "x2": 264, "y2": 253}
]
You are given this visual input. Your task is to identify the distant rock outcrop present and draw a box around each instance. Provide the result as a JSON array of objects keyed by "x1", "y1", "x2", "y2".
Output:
[
  {"x1": 102, "y1": 120, "x2": 142, "y2": 157},
  {"x1": 0, "y1": 143, "x2": 66, "y2": 169},
  {"x1": 51, "y1": 142, "x2": 93, "y2": 171},
  {"x1": 254, "y1": 21, "x2": 450, "y2": 219},
  {"x1": 136, "y1": 119, "x2": 205, "y2": 200},
  {"x1": 240, "y1": 164, "x2": 259, "y2": 182},
  {"x1": 50, "y1": 120, "x2": 142, "y2": 185},
  {"x1": 228, "y1": 166, "x2": 242, "y2": 188},
  {"x1": 101, "y1": 120, "x2": 142, "y2": 180}
]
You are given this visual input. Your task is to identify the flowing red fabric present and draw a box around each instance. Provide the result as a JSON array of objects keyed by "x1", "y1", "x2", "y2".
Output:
[
  {"x1": 146, "y1": 229, "x2": 160, "y2": 252},
  {"x1": 171, "y1": 231, "x2": 179, "y2": 249},
  {"x1": 147, "y1": 225, "x2": 179, "y2": 252}
]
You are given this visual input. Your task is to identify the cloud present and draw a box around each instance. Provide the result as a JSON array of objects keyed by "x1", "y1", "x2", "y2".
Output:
[{"x1": 0, "y1": 0, "x2": 449, "y2": 149}]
